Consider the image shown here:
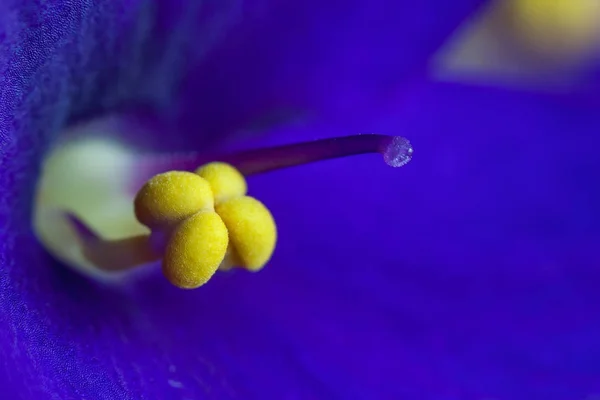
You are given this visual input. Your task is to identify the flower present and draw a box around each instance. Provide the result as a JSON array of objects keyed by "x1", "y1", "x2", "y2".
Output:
[{"x1": 4, "y1": 1, "x2": 600, "y2": 399}]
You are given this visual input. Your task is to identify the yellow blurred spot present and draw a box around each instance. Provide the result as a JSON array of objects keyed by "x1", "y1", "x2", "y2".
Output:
[
  {"x1": 509, "y1": 0, "x2": 600, "y2": 60},
  {"x1": 434, "y1": 0, "x2": 600, "y2": 88},
  {"x1": 195, "y1": 162, "x2": 248, "y2": 203},
  {"x1": 216, "y1": 196, "x2": 277, "y2": 271},
  {"x1": 163, "y1": 210, "x2": 229, "y2": 289},
  {"x1": 134, "y1": 171, "x2": 214, "y2": 230}
]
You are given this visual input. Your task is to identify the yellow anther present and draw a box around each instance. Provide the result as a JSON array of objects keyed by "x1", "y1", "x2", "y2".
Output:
[
  {"x1": 134, "y1": 171, "x2": 214, "y2": 229},
  {"x1": 195, "y1": 162, "x2": 247, "y2": 203},
  {"x1": 215, "y1": 196, "x2": 277, "y2": 271},
  {"x1": 134, "y1": 166, "x2": 275, "y2": 286},
  {"x1": 163, "y1": 210, "x2": 229, "y2": 289}
]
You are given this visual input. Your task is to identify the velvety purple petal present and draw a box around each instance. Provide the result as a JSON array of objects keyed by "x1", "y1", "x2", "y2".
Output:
[
  {"x1": 0, "y1": 0, "x2": 239, "y2": 397},
  {"x1": 168, "y1": 0, "x2": 489, "y2": 142},
  {"x1": 242, "y1": 83, "x2": 600, "y2": 399},
  {"x1": 7, "y1": 80, "x2": 600, "y2": 398},
  {"x1": 0, "y1": 1, "x2": 490, "y2": 398}
]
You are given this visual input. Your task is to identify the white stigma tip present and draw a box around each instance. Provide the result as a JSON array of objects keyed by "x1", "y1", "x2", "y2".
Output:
[{"x1": 383, "y1": 136, "x2": 413, "y2": 167}]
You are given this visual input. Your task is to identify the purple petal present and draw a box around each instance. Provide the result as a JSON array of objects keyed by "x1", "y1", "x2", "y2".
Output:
[
  {"x1": 175, "y1": 0, "x2": 489, "y2": 140},
  {"x1": 6, "y1": 81, "x2": 600, "y2": 398},
  {"x1": 0, "y1": 0, "x2": 520, "y2": 398},
  {"x1": 245, "y1": 82, "x2": 600, "y2": 399}
]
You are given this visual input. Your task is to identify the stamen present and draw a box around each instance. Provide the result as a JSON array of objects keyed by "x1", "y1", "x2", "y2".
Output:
[
  {"x1": 83, "y1": 235, "x2": 161, "y2": 272},
  {"x1": 134, "y1": 171, "x2": 214, "y2": 230},
  {"x1": 65, "y1": 212, "x2": 161, "y2": 271},
  {"x1": 163, "y1": 210, "x2": 229, "y2": 289},
  {"x1": 37, "y1": 134, "x2": 412, "y2": 289},
  {"x1": 195, "y1": 162, "x2": 247, "y2": 202},
  {"x1": 215, "y1": 196, "x2": 277, "y2": 271}
]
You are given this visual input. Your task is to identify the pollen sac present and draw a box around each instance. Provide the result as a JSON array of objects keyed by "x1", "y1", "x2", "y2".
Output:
[
  {"x1": 134, "y1": 171, "x2": 214, "y2": 230},
  {"x1": 163, "y1": 210, "x2": 229, "y2": 289},
  {"x1": 195, "y1": 162, "x2": 247, "y2": 203},
  {"x1": 216, "y1": 196, "x2": 277, "y2": 271}
]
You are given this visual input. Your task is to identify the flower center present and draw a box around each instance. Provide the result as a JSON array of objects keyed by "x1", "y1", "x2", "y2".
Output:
[{"x1": 34, "y1": 133, "x2": 413, "y2": 289}]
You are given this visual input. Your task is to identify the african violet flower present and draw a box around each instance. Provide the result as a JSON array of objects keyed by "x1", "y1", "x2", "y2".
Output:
[{"x1": 2, "y1": 1, "x2": 600, "y2": 399}]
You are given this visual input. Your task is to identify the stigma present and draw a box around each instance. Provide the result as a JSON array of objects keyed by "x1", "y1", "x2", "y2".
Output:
[{"x1": 34, "y1": 133, "x2": 413, "y2": 289}]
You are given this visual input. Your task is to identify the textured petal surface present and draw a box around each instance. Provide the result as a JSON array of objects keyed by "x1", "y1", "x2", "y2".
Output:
[
  {"x1": 173, "y1": 0, "x2": 489, "y2": 139},
  {"x1": 244, "y1": 83, "x2": 600, "y2": 399},
  {"x1": 0, "y1": 0, "x2": 537, "y2": 399},
  {"x1": 7, "y1": 82, "x2": 600, "y2": 398}
]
